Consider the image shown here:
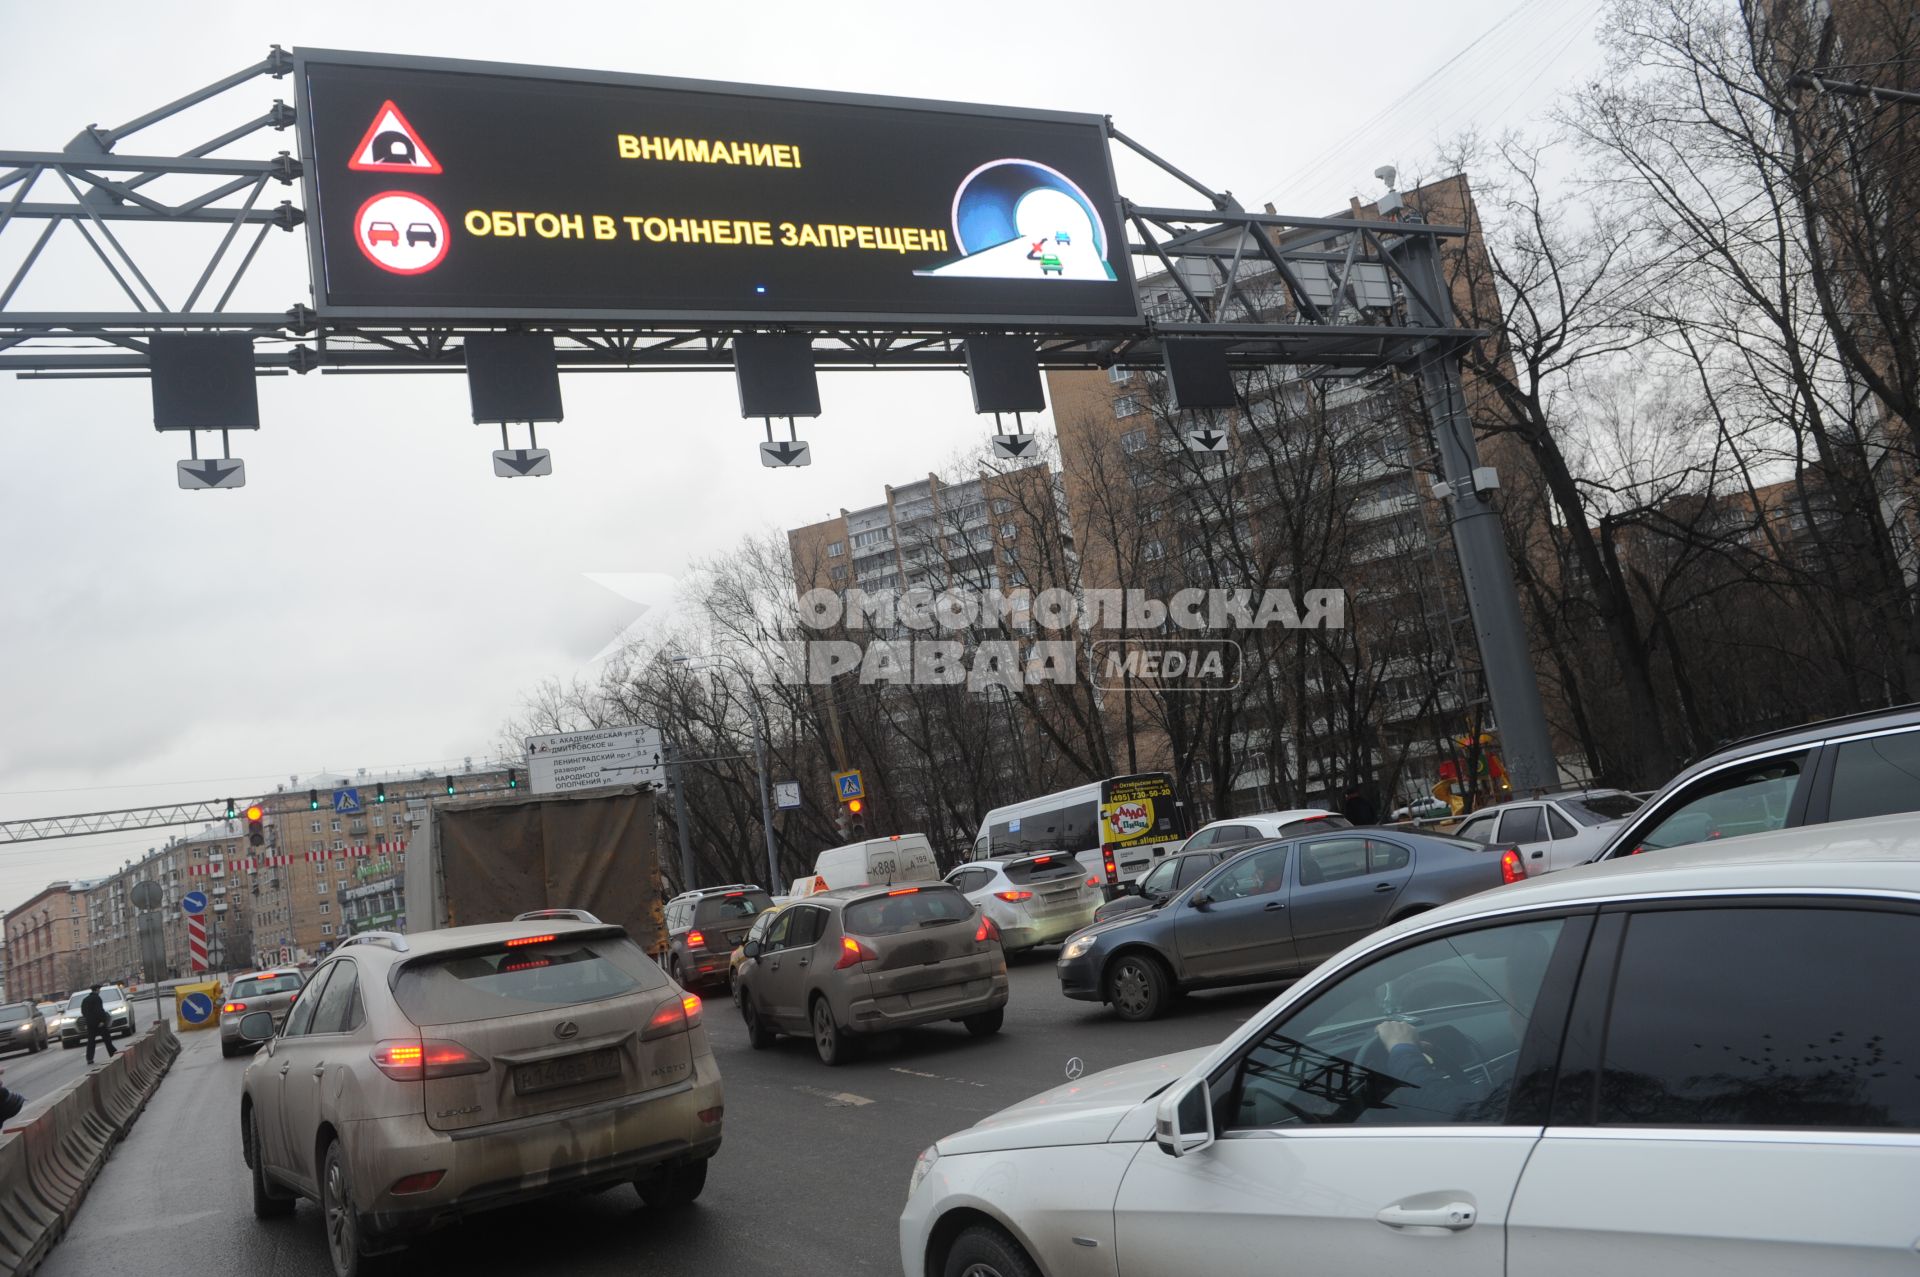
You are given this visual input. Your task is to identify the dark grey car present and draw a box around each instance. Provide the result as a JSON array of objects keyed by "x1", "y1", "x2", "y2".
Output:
[
  {"x1": 1056, "y1": 830, "x2": 1526, "y2": 1020},
  {"x1": 1091, "y1": 847, "x2": 1238, "y2": 924},
  {"x1": 1593, "y1": 704, "x2": 1920, "y2": 862},
  {"x1": 734, "y1": 884, "x2": 1009, "y2": 1065},
  {"x1": 219, "y1": 968, "x2": 305, "y2": 1058},
  {"x1": 0, "y1": 1002, "x2": 47, "y2": 1055},
  {"x1": 664, "y1": 885, "x2": 776, "y2": 993}
]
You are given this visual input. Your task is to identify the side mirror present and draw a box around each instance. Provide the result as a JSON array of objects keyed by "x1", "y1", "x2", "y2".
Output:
[
  {"x1": 1189, "y1": 893, "x2": 1212, "y2": 910},
  {"x1": 1154, "y1": 1077, "x2": 1215, "y2": 1158},
  {"x1": 237, "y1": 1010, "x2": 276, "y2": 1043},
  {"x1": 742, "y1": 941, "x2": 762, "y2": 960}
]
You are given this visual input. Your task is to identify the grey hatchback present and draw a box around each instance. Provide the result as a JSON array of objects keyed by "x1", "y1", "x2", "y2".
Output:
[
  {"x1": 734, "y1": 884, "x2": 1009, "y2": 1065},
  {"x1": 220, "y1": 968, "x2": 305, "y2": 1058},
  {"x1": 1056, "y1": 829, "x2": 1525, "y2": 1020}
]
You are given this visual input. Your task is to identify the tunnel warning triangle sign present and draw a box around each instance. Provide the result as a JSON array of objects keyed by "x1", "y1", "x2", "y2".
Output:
[{"x1": 348, "y1": 101, "x2": 443, "y2": 174}]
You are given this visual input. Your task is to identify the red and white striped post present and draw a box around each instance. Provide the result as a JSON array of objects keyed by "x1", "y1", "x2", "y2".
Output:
[{"x1": 187, "y1": 912, "x2": 208, "y2": 973}]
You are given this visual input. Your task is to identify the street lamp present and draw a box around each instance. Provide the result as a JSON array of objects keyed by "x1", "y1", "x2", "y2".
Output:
[{"x1": 671, "y1": 651, "x2": 781, "y2": 895}]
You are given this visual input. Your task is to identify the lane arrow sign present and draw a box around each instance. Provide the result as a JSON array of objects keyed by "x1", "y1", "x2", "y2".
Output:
[
  {"x1": 992, "y1": 433, "x2": 1037, "y2": 460},
  {"x1": 760, "y1": 440, "x2": 812, "y2": 468},
  {"x1": 492, "y1": 448, "x2": 553, "y2": 477},
  {"x1": 176, "y1": 458, "x2": 246, "y2": 489},
  {"x1": 1184, "y1": 429, "x2": 1230, "y2": 453}
]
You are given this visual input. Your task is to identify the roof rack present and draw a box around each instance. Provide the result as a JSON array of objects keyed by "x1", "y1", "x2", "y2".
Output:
[
  {"x1": 1699, "y1": 701, "x2": 1920, "y2": 763},
  {"x1": 336, "y1": 930, "x2": 410, "y2": 953},
  {"x1": 513, "y1": 908, "x2": 603, "y2": 924}
]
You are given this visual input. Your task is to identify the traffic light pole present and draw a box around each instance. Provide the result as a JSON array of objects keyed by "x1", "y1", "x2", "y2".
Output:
[{"x1": 750, "y1": 707, "x2": 779, "y2": 894}]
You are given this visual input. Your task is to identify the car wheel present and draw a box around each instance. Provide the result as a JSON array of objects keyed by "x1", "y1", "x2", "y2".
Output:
[
  {"x1": 942, "y1": 1222, "x2": 1041, "y2": 1277},
  {"x1": 668, "y1": 956, "x2": 685, "y2": 988},
  {"x1": 962, "y1": 1007, "x2": 1004, "y2": 1038},
  {"x1": 248, "y1": 1109, "x2": 294, "y2": 1219},
  {"x1": 1106, "y1": 953, "x2": 1169, "y2": 1022},
  {"x1": 320, "y1": 1138, "x2": 365, "y2": 1277},
  {"x1": 811, "y1": 997, "x2": 853, "y2": 1066},
  {"x1": 61, "y1": 1039, "x2": 74, "y2": 1050},
  {"x1": 741, "y1": 995, "x2": 775, "y2": 1050},
  {"x1": 221, "y1": 1040, "x2": 237, "y2": 1059},
  {"x1": 635, "y1": 1158, "x2": 707, "y2": 1208}
]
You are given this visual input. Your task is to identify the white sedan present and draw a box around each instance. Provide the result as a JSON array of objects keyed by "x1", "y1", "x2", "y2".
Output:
[
  {"x1": 1452, "y1": 789, "x2": 1642, "y2": 873},
  {"x1": 943, "y1": 854, "x2": 1100, "y2": 953},
  {"x1": 901, "y1": 812, "x2": 1920, "y2": 1276}
]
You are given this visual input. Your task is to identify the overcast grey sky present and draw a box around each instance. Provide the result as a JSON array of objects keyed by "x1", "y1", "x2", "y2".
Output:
[{"x1": 0, "y1": 0, "x2": 1605, "y2": 911}]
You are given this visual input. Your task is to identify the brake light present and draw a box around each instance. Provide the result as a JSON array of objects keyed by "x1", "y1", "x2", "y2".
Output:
[
  {"x1": 505, "y1": 933, "x2": 556, "y2": 948},
  {"x1": 500, "y1": 956, "x2": 550, "y2": 972},
  {"x1": 287, "y1": 993, "x2": 297, "y2": 1005},
  {"x1": 369, "y1": 1039, "x2": 489, "y2": 1080},
  {"x1": 687, "y1": 929, "x2": 706, "y2": 949},
  {"x1": 222, "y1": 1001, "x2": 247, "y2": 1014},
  {"x1": 886, "y1": 887, "x2": 921, "y2": 896},
  {"x1": 1087, "y1": 877, "x2": 1100, "y2": 887},
  {"x1": 975, "y1": 914, "x2": 1001, "y2": 944},
  {"x1": 724, "y1": 891, "x2": 745, "y2": 897},
  {"x1": 1033, "y1": 856, "x2": 1052, "y2": 865},
  {"x1": 643, "y1": 992, "x2": 704, "y2": 1040},
  {"x1": 1500, "y1": 848, "x2": 1526, "y2": 884},
  {"x1": 994, "y1": 891, "x2": 1033, "y2": 902},
  {"x1": 836, "y1": 935, "x2": 877, "y2": 969}
]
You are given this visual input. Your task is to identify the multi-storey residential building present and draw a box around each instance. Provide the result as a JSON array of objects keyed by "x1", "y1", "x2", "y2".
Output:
[
  {"x1": 85, "y1": 827, "x2": 257, "y2": 983},
  {"x1": 3, "y1": 880, "x2": 95, "y2": 1001}
]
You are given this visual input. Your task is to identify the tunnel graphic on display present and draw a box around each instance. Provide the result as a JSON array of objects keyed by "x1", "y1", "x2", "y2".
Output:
[{"x1": 913, "y1": 158, "x2": 1118, "y2": 282}]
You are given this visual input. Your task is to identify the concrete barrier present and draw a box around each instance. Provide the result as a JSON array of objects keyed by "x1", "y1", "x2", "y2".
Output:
[{"x1": 0, "y1": 1019, "x2": 181, "y2": 1275}]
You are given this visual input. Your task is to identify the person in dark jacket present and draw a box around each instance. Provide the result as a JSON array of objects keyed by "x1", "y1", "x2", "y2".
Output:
[
  {"x1": 80, "y1": 984, "x2": 116, "y2": 1065},
  {"x1": 1341, "y1": 787, "x2": 1378, "y2": 825},
  {"x1": 0, "y1": 1071, "x2": 22, "y2": 1122}
]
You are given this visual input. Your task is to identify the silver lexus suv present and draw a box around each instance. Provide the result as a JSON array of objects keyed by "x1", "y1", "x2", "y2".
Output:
[{"x1": 237, "y1": 912, "x2": 723, "y2": 1277}]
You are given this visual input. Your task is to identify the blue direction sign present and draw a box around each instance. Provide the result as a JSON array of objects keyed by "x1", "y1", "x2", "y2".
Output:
[
  {"x1": 833, "y1": 769, "x2": 864, "y2": 801},
  {"x1": 180, "y1": 890, "x2": 208, "y2": 916},
  {"x1": 333, "y1": 787, "x2": 364, "y2": 814},
  {"x1": 179, "y1": 992, "x2": 215, "y2": 1025}
]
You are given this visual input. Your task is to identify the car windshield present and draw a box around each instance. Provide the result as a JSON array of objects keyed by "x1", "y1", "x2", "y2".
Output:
[
  {"x1": 0, "y1": 1003, "x2": 29, "y2": 1021},
  {"x1": 843, "y1": 887, "x2": 972, "y2": 936},
  {"x1": 393, "y1": 934, "x2": 666, "y2": 1023},
  {"x1": 1560, "y1": 793, "x2": 1643, "y2": 825},
  {"x1": 232, "y1": 974, "x2": 302, "y2": 997},
  {"x1": 693, "y1": 891, "x2": 774, "y2": 926}
]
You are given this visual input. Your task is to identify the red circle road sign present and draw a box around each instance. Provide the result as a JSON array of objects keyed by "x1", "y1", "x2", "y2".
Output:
[{"x1": 354, "y1": 191, "x2": 450, "y2": 276}]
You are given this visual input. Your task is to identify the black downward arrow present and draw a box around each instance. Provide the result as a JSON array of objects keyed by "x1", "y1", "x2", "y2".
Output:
[
  {"x1": 185, "y1": 460, "x2": 236, "y2": 486},
  {"x1": 998, "y1": 436, "x2": 1035, "y2": 457},
  {"x1": 500, "y1": 449, "x2": 547, "y2": 475},
  {"x1": 765, "y1": 442, "x2": 807, "y2": 465},
  {"x1": 1191, "y1": 431, "x2": 1226, "y2": 450}
]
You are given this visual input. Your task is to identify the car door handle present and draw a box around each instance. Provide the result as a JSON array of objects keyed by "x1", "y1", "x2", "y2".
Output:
[
  {"x1": 1373, "y1": 882, "x2": 1396, "y2": 893},
  {"x1": 797, "y1": 957, "x2": 809, "y2": 967},
  {"x1": 1531, "y1": 850, "x2": 1544, "y2": 859},
  {"x1": 1376, "y1": 1201, "x2": 1476, "y2": 1231},
  {"x1": 312, "y1": 1064, "x2": 326, "y2": 1077},
  {"x1": 1263, "y1": 901, "x2": 1286, "y2": 911},
  {"x1": 278, "y1": 1062, "x2": 291, "y2": 1076}
]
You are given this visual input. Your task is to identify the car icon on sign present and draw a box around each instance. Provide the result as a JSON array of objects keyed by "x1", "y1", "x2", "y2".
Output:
[
  {"x1": 1055, "y1": 231, "x2": 1072, "y2": 244},
  {"x1": 367, "y1": 221, "x2": 399, "y2": 247},
  {"x1": 1039, "y1": 254, "x2": 1063, "y2": 275},
  {"x1": 406, "y1": 222, "x2": 437, "y2": 247}
]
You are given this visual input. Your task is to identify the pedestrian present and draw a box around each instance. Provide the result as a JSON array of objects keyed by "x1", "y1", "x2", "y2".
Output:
[
  {"x1": 1341, "y1": 786, "x2": 1378, "y2": 826},
  {"x1": 0, "y1": 1069, "x2": 22, "y2": 1122},
  {"x1": 80, "y1": 984, "x2": 116, "y2": 1065}
]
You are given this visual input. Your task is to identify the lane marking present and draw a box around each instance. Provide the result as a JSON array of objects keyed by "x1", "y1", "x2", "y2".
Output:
[
  {"x1": 794, "y1": 1084, "x2": 873, "y2": 1108},
  {"x1": 889, "y1": 1066, "x2": 987, "y2": 1089}
]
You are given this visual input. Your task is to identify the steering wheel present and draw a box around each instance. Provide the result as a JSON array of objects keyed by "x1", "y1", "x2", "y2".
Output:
[{"x1": 1356, "y1": 1020, "x2": 1490, "y2": 1083}]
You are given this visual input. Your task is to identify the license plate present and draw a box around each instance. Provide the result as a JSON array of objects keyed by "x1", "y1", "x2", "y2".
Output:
[{"x1": 512, "y1": 1046, "x2": 621, "y2": 1096}]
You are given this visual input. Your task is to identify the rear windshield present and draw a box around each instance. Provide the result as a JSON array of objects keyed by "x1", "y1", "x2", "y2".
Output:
[
  {"x1": 843, "y1": 887, "x2": 974, "y2": 937},
  {"x1": 1278, "y1": 815, "x2": 1353, "y2": 835},
  {"x1": 232, "y1": 974, "x2": 302, "y2": 997},
  {"x1": 0, "y1": 1004, "x2": 29, "y2": 1020},
  {"x1": 1561, "y1": 793, "x2": 1643, "y2": 825},
  {"x1": 693, "y1": 891, "x2": 774, "y2": 927},
  {"x1": 69, "y1": 990, "x2": 124, "y2": 1010},
  {"x1": 393, "y1": 934, "x2": 667, "y2": 1024},
  {"x1": 1004, "y1": 855, "x2": 1084, "y2": 887}
]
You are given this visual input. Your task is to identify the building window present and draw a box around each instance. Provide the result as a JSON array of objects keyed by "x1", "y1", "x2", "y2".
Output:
[
  {"x1": 1000, "y1": 523, "x2": 1017, "y2": 539},
  {"x1": 1120, "y1": 427, "x2": 1149, "y2": 453},
  {"x1": 829, "y1": 565, "x2": 848, "y2": 582},
  {"x1": 826, "y1": 541, "x2": 845, "y2": 557},
  {"x1": 317, "y1": 880, "x2": 329, "y2": 894},
  {"x1": 990, "y1": 498, "x2": 1013, "y2": 515},
  {"x1": 319, "y1": 902, "x2": 330, "y2": 914},
  {"x1": 1143, "y1": 539, "x2": 1166, "y2": 561},
  {"x1": 322, "y1": 923, "x2": 333, "y2": 936},
  {"x1": 854, "y1": 528, "x2": 888, "y2": 547},
  {"x1": 310, "y1": 821, "x2": 321, "y2": 833},
  {"x1": 330, "y1": 819, "x2": 341, "y2": 832},
  {"x1": 1107, "y1": 365, "x2": 1132, "y2": 384},
  {"x1": 337, "y1": 880, "x2": 349, "y2": 891},
  {"x1": 332, "y1": 839, "x2": 345, "y2": 851},
  {"x1": 1115, "y1": 395, "x2": 1141, "y2": 419},
  {"x1": 372, "y1": 815, "x2": 384, "y2": 827}
]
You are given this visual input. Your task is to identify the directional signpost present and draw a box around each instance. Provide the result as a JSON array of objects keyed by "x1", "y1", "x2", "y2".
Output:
[
  {"x1": 176, "y1": 459, "x2": 246, "y2": 489},
  {"x1": 526, "y1": 724, "x2": 664, "y2": 793},
  {"x1": 178, "y1": 989, "x2": 215, "y2": 1028},
  {"x1": 991, "y1": 433, "x2": 1037, "y2": 460},
  {"x1": 759, "y1": 440, "x2": 811, "y2": 468},
  {"x1": 492, "y1": 448, "x2": 553, "y2": 478},
  {"x1": 181, "y1": 889, "x2": 208, "y2": 974}
]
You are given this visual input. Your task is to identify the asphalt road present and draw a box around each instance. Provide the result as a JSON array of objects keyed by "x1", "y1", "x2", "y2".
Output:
[
  {"x1": 0, "y1": 994, "x2": 173, "y2": 1125},
  {"x1": 39, "y1": 954, "x2": 1295, "y2": 1277}
]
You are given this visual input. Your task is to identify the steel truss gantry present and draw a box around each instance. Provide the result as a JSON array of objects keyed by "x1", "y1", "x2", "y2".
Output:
[{"x1": 0, "y1": 48, "x2": 1561, "y2": 795}]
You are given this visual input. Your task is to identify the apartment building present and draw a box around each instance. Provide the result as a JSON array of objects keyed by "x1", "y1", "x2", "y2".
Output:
[{"x1": 3, "y1": 880, "x2": 95, "y2": 1002}]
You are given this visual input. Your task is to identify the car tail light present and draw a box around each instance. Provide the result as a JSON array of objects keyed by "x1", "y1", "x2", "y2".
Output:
[
  {"x1": 287, "y1": 993, "x2": 297, "y2": 1005},
  {"x1": 886, "y1": 887, "x2": 921, "y2": 896},
  {"x1": 388, "y1": 1170, "x2": 446, "y2": 1195},
  {"x1": 686, "y1": 929, "x2": 706, "y2": 949},
  {"x1": 993, "y1": 890, "x2": 1033, "y2": 902},
  {"x1": 222, "y1": 1001, "x2": 247, "y2": 1014},
  {"x1": 1500, "y1": 848, "x2": 1526, "y2": 884},
  {"x1": 697, "y1": 1105, "x2": 724, "y2": 1125},
  {"x1": 643, "y1": 993, "x2": 703, "y2": 1040},
  {"x1": 836, "y1": 935, "x2": 877, "y2": 969},
  {"x1": 369, "y1": 1039, "x2": 489, "y2": 1081},
  {"x1": 1087, "y1": 877, "x2": 1100, "y2": 888},
  {"x1": 505, "y1": 933, "x2": 556, "y2": 948},
  {"x1": 975, "y1": 914, "x2": 1001, "y2": 944},
  {"x1": 1033, "y1": 856, "x2": 1053, "y2": 865}
]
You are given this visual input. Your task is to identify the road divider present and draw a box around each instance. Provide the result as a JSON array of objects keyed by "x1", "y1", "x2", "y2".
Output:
[{"x1": 0, "y1": 1018, "x2": 182, "y2": 1275}]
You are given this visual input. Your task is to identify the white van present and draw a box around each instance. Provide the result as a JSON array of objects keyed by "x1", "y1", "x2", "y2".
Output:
[{"x1": 811, "y1": 834, "x2": 940, "y2": 890}]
